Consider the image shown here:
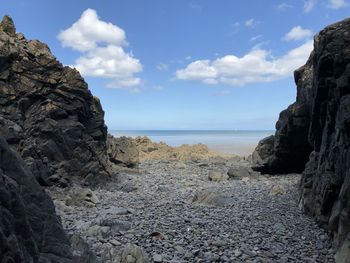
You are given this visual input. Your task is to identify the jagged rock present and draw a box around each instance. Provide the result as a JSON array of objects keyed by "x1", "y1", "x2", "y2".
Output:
[
  {"x1": 70, "y1": 235, "x2": 97, "y2": 263},
  {"x1": 65, "y1": 188, "x2": 99, "y2": 207},
  {"x1": 253, "y1": 18, "x2": 350, "y2": 259},
  {"x1": 107, "y1": 135, "x2": 139, "y2": 168},
  {"x1": 0, "y1": 15, "x2": 16, "y2": 36},
  {"x1": 0, "y1": 136, "x2": 73, "y2": 262},
  {"x1": 0, "y1": 15, "x2": 115, "y2": 186},
  {"x1": 251, "y1": 135, "x2": 274, "y2": 169}
]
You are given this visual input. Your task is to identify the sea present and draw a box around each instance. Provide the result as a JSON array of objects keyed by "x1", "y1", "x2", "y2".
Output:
[{"x1": 110, "y1": 130, "x2": 274, "y2": 156}]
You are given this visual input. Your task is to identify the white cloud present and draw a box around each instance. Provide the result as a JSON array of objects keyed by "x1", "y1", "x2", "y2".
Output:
[
  {"x1": 58, "y1": 9, "x2": 142, "y2": 91},
  {"x1": 328, "y1": 0, "x2": 348, "y2": 9},
  {"x1": 156, "y1": 62, "x2": 169, "y2": 71},
  {"x1": 250, "y1": 35, "x2": 263, "y2": 42},
  {"x1": 175, "y1": 40, "x2": 313, "y2": 86},
  {"x1": 245, "y1": 18, "x2": 259, "y2": 28},
  {"x1": 303, "y1": 0, "x2": 317, "y2": 13},
  {"x1": 275, "y1": 2, "x2": 293, "y2": 11},
  {"x1": 283, "y1": 26, "x2": 312, "y2": 41}
]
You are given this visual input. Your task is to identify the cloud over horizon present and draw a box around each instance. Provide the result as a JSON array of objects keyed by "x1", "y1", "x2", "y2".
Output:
[
  {"x1": 283, "y1": 26, "x2": 313, "y2": 41},
  {"x1": 58, "y1": 9, "x2": 142, "y2": 91},
  {"x1": 175, "y1": 40, "x2": 313, "y2": 86}
]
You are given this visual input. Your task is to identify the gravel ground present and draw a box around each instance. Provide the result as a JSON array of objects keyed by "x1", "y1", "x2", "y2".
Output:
[{"x1": 48, "y1": 159, "x2": 335, "y2": 262}]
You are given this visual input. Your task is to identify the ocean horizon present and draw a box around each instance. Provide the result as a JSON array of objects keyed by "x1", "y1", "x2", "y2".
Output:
[{"x1": 110, "y1": 130, "x2": 274, "y2": 156}]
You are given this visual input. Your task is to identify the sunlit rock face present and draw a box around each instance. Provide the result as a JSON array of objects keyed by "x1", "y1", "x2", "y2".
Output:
[
  {"x1": 0, "y1": 15, "x2": 117, "y2": 186},
  {"x1": 253, "y1": 18, "x2": 350, "y2": 260}
]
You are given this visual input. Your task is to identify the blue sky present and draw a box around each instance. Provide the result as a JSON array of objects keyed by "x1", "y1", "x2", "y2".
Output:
[{"x1": 1, "y1": 0, "x2": 349, "y2": 130}]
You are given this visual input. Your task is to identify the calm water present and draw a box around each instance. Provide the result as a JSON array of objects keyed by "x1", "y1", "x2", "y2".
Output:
[{"x1": 110, "y1": 130, "x2": 274, "y2": 156}]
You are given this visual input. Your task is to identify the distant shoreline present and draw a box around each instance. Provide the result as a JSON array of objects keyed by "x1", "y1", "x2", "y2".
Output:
[{"x1": 110, "y1": 130, "x2": 274, "y2": 156}]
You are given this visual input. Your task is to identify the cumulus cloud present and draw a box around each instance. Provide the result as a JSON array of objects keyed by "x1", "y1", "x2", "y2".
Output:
[
  {"x1": 303, "y1": 0, "x2": 317, "y2": 12},
  {"x1": 175, "y1": 41, "x2": 313, "y2": 86},
  {"x1": 328, "y1": 0, "x2": 348, "y2": 9},
  {"x1": 283, "y1": 26, "x2": 312, "y2": 41},
  {"x1": 58, "y1": 9, "x2": 142, "y2": 91},
  {"x1": 245, "y1": 18, "x2": 259, "y2": 28}
]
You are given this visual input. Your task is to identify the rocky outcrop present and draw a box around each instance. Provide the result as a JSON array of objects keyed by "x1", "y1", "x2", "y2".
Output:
[
  {"x1": 134, "y1": 136, "x2": 233, "y2": 161},
  {"x1": 107, "y1": 135, "x2": 139, "y2": 168},
  {"x1": 0, "y1": 15, "x2": 114, "y2": 186},
  {"x1": 253, "y1": 18, "x2": 350, "y2": 260},
  {"x1": 252, "y1": 58, "x2": 314, "y2": 174},
  {"x1": 0, "y1": 135, "x2": 73, "y2": 262}
]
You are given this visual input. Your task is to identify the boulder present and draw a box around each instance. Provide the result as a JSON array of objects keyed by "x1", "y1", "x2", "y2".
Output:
[
  {"x1": 227, "y1": 166, "x2": 252, "y2": 179},
  {"x1": 192, "y1": 189, "x2": 233, "y2": 206},
  {"x1": 107, "y1": 135, "x2": 139, "y2": 168},
  {"x1": 208, "y1": 170, "x2": 225, "y2": 182},
  {"x1": 0, "y1": 135, "x2": 73, "y2": 262}
]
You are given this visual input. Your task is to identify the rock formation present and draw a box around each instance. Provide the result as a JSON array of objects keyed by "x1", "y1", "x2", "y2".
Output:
[
  {"x1": 0, "y1": 135, "x2": 73, "y2": 262},
  {"x1": 253, "y1": 18, "x2": 350, "y2": 260},
  {"x1": 0, "y1": 15, "x2": 114, "y2": 186},
  {"x1": 107, "y1": 135, "x2": 139, "y2": 168}
]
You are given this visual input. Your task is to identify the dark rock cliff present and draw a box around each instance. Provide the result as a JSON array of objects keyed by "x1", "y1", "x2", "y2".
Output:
[
  {"x1": 0, "y1": 135, "x2": 73, "y2": 262},
  {"x1": 253, "y1": 18, "x2": 350, "y2": 261},
  {"x1": 0, "y1": 15, "x2": 114, "y2": 186}
]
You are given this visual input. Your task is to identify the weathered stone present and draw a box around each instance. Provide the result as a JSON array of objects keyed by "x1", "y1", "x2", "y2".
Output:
[
  {"x1": 0, "y1": 136, "x2": 73, "y2": 262},
  {"x1": 208, "y1": 170, "x2": 225, "y2": 182},
  {"x1": 0, "y1": 15, "x2": 117, "y2": 186},
  {"x1": 0, "y1": 15, "x2": 16, "y2": 36},
  {"x1": 66, "y1": 188, "x2": 99, "y2": 207},
  {"x1": 192, "y1": 189, "x2": 232, "y2": 206},
  {"x1": 227, "y1": 166, "x2": 252, "y2": 179},
  {"x1": 107, "y1": 135, "x2": 139, "y2": 168},
  {"x1": 115, "y1": 244, "x2": 150, "y2": 263}
]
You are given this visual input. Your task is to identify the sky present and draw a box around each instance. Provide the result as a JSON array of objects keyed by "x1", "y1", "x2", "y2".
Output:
[{"x1": 1, "y1": 0, "x2": 349, "y2": 130}]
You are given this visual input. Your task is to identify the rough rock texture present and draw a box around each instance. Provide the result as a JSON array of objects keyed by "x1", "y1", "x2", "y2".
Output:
[
  {"x1": 0, "y1": 135, "x2": 73, "y2": 262},
  {"x1": 0, "y1": 15, "x2": 114, "y2": 186},
  {"x1": 252, "y1": 58, "x2": 314, "y2": 174},
  {"x1": 253, "y1": 18, "x2": 350, "y2": 260},
  {"x1": 107, "y1": 135, "x2": 139, "y2": 168},
  {"x1": 134, "y1": 136, "x2": 233, "y2": 161}
]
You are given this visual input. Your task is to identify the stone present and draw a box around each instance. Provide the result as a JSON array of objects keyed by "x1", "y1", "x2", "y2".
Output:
[
  {"x1": 227, "y1": 166, "x2": 252, "y2": 179},
  {"x1": 66, "y1": 189, "x2": 99, "y2": 207},
  {"x1": 70, "y1": 235, "x2": 97, "y2": 263},
  {"x1": 270, "y1": 185, "x2": 286, "y2": 196},
  {"x1": 208, "y1": 170, "x2": 225, "y2": 182},
  {"x1": 115, "y1": 244, "x2": 150, "y2": 263},
  {"x1": 0, "y1": 136, "x2": 73, "y2": 262},
  {"x1": 107, "y1": 135, "x2": 139, "y2": 168},
  {"x1": 192, "y1": 189, "x2": 233, "y2": 206},
  {"x1": 153, "y1": 253, "x2": 163, "y2": 262},
  {"x1": 0, "y1": 15, "x2": 16, "y2": 36}
]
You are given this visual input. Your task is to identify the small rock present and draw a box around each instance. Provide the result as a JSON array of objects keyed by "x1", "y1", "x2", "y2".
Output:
[
  {"x1": 270, "y1": 185, "x2": 286, "y2": 196},
  {"x1": 208, "y1": 170, "x2": 225, "y2": 182},
  {"x1": 227, "y1": 166, "x2": 251, "y2": 179},
  {"x1": 153, "y1": 253, "x2": 162, "y2": 262}
]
